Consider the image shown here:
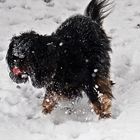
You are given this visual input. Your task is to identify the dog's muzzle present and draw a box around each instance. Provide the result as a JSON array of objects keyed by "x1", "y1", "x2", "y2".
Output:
[{"x1": 10, "y1": 66, "x2": 28, "y2": 84}]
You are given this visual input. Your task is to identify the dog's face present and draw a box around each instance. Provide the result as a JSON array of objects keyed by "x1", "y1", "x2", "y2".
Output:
[
  {"x1": 6, "y1": 31, "x2": 60, "y2": 88},
  {"x1": 6, "y1": 35, "x2": 31, "y2": 84}
]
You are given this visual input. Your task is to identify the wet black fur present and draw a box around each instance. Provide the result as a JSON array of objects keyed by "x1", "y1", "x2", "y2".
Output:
[{"x1": 6, "y1": 0, "x2": 112, "y2": 103}]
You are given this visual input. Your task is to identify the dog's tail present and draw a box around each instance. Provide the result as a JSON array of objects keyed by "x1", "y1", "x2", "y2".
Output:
[{"x1": 85, "y1": 0, "x2": 113, "y2": 25}]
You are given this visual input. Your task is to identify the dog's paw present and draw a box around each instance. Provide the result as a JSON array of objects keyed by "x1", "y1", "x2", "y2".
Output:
[
  {"x1": 42, "y1": 103, "x2": 56, "y2": 114},
  {"x1": 90, "y1": 94, "x2": 112, "y2": 119},
  {"x1": 42, "y1": 107, "x2": 53, "y2": 114},
  {"x1": 99, "y1": 112, "x2": 112, "y2": 119}
]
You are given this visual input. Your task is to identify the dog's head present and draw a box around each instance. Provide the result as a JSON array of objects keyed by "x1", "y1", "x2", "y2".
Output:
[
  {"x1": 6, "y1": 31, "x2": 61, "y2": 88},
  {"x1": 6, "y1": 32, "x2": 36, "y2": 84}
]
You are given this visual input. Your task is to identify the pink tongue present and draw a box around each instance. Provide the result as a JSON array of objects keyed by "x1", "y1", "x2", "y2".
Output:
[{"x1": 12, "y1": 67, "x2": 22, "y2": 75}]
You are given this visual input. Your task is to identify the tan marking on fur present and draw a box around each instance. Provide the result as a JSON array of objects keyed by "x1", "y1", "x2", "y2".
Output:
[
  {"x1": 97, "y1": 78, "x2": 113, "y2": 98},
  {"x1": 42, "y1": 91, "x2": 66, "y2": 114},
  {"x1": 99, "y1": 94, "x2": 112, "y2": 119},
  {"x1": 90, "y1": 78, "x2": 113, "y2": 119},
  {"x1": 90, "y1": 94, "x2": 112, "y2": 119}
]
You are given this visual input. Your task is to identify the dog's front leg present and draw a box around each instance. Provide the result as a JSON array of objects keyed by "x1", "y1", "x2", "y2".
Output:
[{"x1": 42, "y1": 91, "x2": 60, "y2": 114}]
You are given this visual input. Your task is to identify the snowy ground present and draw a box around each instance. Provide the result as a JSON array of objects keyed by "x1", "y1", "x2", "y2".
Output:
[{"x1": 0, "y1": 0, "x2": 140, "y2": 139}]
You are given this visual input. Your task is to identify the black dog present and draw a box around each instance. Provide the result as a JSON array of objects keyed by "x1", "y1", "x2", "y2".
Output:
[{"x1": 6, "y1": 0, "x2": 113, "y2": 118}]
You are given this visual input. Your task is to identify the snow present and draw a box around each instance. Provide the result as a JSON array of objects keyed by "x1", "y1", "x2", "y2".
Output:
[{"x1": 0, "y1": 0, "x2": 140, "y2": 139}]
